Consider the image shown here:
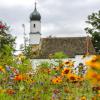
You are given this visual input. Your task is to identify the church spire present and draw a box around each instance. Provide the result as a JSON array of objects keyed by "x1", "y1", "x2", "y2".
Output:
[
  {"x1": 35, "y1": 1, "x2": 37, "y2": 10},
  {"x1": 30, "y1": 0, "x2": 41, "y2": 21}
]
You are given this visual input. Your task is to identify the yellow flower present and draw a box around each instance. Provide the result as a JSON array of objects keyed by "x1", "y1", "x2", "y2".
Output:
[
  {"x1": 25, "y1": 77, "x2": 35, "y2": 84},
  {"x1": 86, "y1": 61, "x2": 100, "y2": 70},
  {"x1": 86, "y1": 55, "x2": 100, "y2": 70},
  {"x1": 61, "y1": 68, "x2": 70, "y2": 76},
  {"x1": 0, "y1": 89, "x2": 6, "y2": 93},
  {"x1": 85, "y1": 69, "x2": 100, "y2": 85},
  {"x1": 67, "y1": 73, "x2": 77, "y2": 82},
  {"x1": 0, "y1": 66, "x2": 6, "y2": 73},
  {"x1": 80, "y1": 96, "x2": 87, "y2": 100},
  {"x1": 85, "y1": 55, "x2": 100, "y2": 85},
  {"x1": 17, "y1": 53, "x2": 26, "y2": 61},
  {"x1": 0, "y1": 66, "x2": 3, "y2": 71},
  {"x1": 51, "y1": 76, "x2": 62, "y2": 84},
  {"x1": 64, "y1": 60, "x2": 74, "y2": 67}
]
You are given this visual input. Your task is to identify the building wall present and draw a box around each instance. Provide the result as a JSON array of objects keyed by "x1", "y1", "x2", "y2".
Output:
[
  {"x1": 31, "y1": 55, "x2": 93, "y2": 69},
  {"x1": 29, "y1": 33, "x2": 41, "y2": 44}
]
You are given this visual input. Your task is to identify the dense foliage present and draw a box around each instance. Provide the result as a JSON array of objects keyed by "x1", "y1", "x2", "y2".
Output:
[
  {"x1": 0, "y1": 21, "x2": 15, "y2": 65},
  {"x1": 85, "y1": 10, "x2": 100, "y2": 54}
]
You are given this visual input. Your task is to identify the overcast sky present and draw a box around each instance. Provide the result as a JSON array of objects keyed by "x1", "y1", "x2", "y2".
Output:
[{"x1": 0, "y1": 0, "x2": 100, "y2": 49}]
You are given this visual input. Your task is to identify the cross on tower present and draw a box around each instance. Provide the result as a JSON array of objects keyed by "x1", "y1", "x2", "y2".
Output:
[{"x1": 35, "y1": 1, "x2": 37, "y2": 9}]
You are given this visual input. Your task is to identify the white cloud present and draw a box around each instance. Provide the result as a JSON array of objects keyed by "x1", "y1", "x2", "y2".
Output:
[{"x1": 0, "y1": 0, "x2": 36, "y2": 7}]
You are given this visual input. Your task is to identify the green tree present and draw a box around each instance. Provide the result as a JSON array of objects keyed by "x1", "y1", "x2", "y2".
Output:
[
  {"x1": 51, "y1": 52, "x2": 68, "y2": 59},
  {"x1": 0, "y1": 21, "x2": 16, "y2": 65},
  {"x1": 85, "y1": 10, "x2": 100, "y2": 54},
  {"x1": 23, "y1": 45, "x2": 32, "y2": 58}
]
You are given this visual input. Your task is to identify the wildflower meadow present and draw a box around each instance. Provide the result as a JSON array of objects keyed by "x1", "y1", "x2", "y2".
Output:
[
  {"x1": 0, "y1": 17, "x2": 100, "y2": 100},
  {"x1": 0, "y1": 54, "x2": 100, "y2": 100}
]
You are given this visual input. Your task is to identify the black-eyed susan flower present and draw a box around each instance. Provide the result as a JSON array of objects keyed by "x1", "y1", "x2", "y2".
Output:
[
  {"x1": 61, "y1": 68, "x2": 70, "y2": 76},
  {"x1": 67, "y1": 73, "x2": 77, "y2": 82},
  {"x1": 64, "y1": 60, "x2": 74, "y2": 67}
]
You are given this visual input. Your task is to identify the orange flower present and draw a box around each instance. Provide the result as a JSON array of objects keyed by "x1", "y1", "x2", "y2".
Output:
[
  {"x1": 14, "y1": 74, "x2": 24, "y2": 81},
  {"x1": 86, "y1": 61, "x2": 100, "y2": 70},
  {"x1": 86, "y1": 55, "x2": 100, "y2": 70},
  {"x1": 0, "y1": 66, "x2": 3, "y2": 71},
  {"x1": 85, "y1": 55, "x2": 100, "y2": 85},
  {"x1": 61, "y1": 68, "x2": 70, "y2": 76},
  {"x1": 0, "y1": 66, "x2": 6, "y2": 73},
  {"x1": 67, "y1": 73, "x2": 77, "y2": 82},
  {"x1": 85, "y1": 70, "x2": 100, "y2": 85},
  {"x1": 51, "y1": 76, "x2": 62, "y2": 84}
]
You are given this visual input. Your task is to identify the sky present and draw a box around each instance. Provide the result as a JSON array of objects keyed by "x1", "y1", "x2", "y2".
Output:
[{"x1": 0, "y1": 0, "x2": 100, "y2": 49}]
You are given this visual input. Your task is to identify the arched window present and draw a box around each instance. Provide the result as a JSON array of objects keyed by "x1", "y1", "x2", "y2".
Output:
[{"x1": 34, "y1": 24, "x2": 36, "y2": 28}]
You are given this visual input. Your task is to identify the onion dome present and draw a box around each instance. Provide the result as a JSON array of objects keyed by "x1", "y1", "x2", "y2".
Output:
[{"x1": 30, "y1": 3, "x2": 41, "y2": 21}]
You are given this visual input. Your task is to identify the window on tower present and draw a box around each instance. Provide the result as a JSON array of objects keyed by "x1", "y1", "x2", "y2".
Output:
[{"x1": 34, "y1": 24, "x2": 36, "y2": 28}]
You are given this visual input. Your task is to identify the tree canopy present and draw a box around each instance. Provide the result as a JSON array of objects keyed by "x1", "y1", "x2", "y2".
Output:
[
  {"x1": 85, "y1": 10, "x2": 100, "y2": 54},
  {"x1": 0, "y1": 21, "x2": 16, "y2": 65}
]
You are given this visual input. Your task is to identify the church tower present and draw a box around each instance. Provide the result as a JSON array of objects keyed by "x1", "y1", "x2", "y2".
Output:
[{"x1": 29, "y1": 2, "x2": 41, "y2": 45}]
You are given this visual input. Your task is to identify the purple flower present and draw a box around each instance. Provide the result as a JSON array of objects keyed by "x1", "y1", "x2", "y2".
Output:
[{"x1": 5, "y1": 65, "x2": 11, "y2": 71}]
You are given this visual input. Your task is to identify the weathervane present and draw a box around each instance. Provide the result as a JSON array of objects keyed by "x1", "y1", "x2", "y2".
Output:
[{"x1": 35, "y1": 0, "x2": 37, "y2": 9}]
